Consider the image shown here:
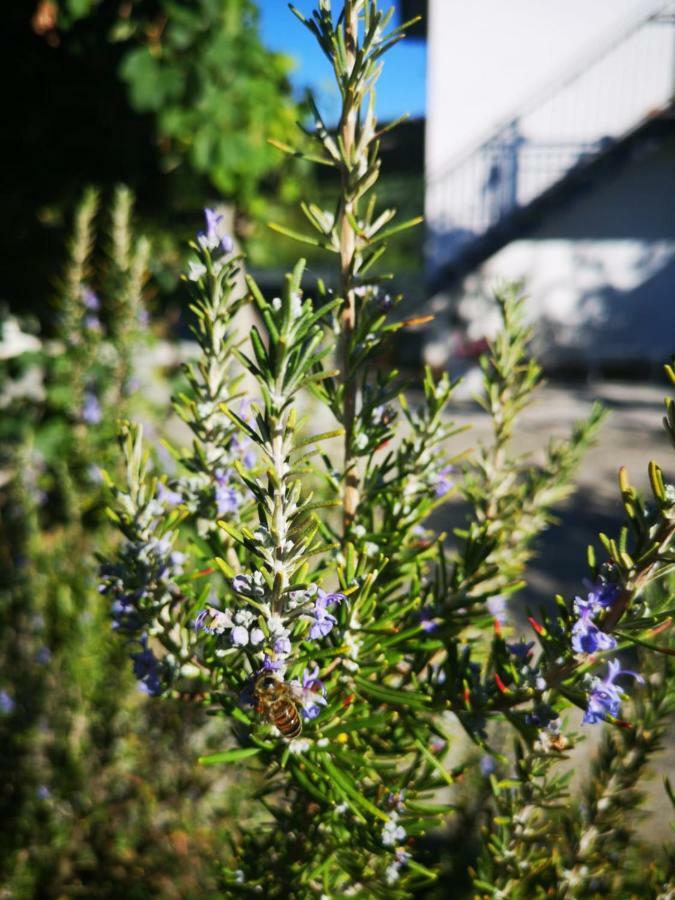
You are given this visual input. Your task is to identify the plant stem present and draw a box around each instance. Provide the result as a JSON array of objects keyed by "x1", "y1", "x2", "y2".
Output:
[{"x1": 339, "y1": 0, "x2": 359, "y2": 532}]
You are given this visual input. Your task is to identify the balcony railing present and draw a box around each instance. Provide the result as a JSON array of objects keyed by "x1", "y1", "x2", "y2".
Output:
[{"x1": 425, "y1": 0, "x2": 675, "y2": 278}]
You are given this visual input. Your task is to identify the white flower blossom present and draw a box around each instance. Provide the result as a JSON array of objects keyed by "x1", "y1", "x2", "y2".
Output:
[
  {"x1": 187, "y1": 261, "x2": 207, "y2": 282},
  {"x1": 381, "y1": 812, "x2": 406, "y2": 847},
  {"x1": 385, "y1": 863, "x2": 401, "y2": 885},
  {"x1": 234, "y1": 609, "x2": 256, "y2": 627},
  {"x1": 249, "y1": 627, "x2": 265, "y2": 645},
  {"x1": 231, "y1": 625, "x2": 249, "y2": 646},
  {"x1": 205, "y1": 608, "x2": 233, "y2": 634}
]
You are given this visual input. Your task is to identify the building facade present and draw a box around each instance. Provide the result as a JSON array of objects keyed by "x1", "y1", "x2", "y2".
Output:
[{"x1": 424, "y1": 0, "x2": 675, "y2": 368}]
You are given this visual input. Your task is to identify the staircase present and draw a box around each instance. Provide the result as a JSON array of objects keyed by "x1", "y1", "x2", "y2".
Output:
[{"x1": 425, "y1": 1, "x2": 675, "y2": 288}]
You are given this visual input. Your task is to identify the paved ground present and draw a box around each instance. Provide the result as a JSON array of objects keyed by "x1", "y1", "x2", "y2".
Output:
[{"x1": 434, "y1": 377, "x2": 673, "y2": 609}]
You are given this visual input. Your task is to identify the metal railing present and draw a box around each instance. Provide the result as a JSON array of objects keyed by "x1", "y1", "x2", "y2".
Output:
[{"x1": 426, "y1": 0, "x2": 675, "y2": 276}]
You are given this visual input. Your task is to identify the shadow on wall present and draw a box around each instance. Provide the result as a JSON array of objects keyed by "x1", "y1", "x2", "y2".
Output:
[
  {"x1": 439, "y1": 131, "x2": 675, "y2": 372},
  {"x1": 532, "y1": 244, "x2": 675, "y2": 371}
]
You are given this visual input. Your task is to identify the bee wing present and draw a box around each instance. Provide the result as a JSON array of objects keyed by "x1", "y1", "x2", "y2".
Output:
[{"x1": 287, "y1": 680, "x2": 306, "y2": 703}]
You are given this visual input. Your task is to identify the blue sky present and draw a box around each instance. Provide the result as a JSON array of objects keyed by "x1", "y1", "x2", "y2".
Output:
[{"x1": 257, "y1": 1, "x2": 427, "y2": 123}]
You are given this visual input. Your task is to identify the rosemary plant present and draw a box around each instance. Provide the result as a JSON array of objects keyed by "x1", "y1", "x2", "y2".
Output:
[
  {"x1": 0, "y1": 189, "x2": 234, "y2": 895},
  {"x1": 100, "y1": 3, "x2": 675, "y2": 897}
]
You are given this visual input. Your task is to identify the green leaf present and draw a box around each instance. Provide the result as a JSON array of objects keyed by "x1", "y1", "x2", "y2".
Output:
[
  {"x1": 354, "y1": 676, "x2": 430, "y2": 709},
  {"x1": 320, "y1": 757, "x2": 389, "y2": 821},
  {"x1": 267, "y1": 222, "x2": 328, "y2": 249},
  {"x1": 198, "y1": 747, "x2": 262, "y2": 766}
]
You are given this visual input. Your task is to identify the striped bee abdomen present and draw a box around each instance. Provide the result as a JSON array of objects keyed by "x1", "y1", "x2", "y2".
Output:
[{"x1": 270, "y1": 699, "x2": 302, "y2": 738}]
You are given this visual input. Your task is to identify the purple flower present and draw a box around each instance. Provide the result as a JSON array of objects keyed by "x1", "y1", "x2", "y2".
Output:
[
  {"x1": 274, "y1": 636, "x2": 292, "y2": 657},
  {"x1": 214, "y1": 469, "x2": 239, "y2": 516},
  {"x1": 231, "y1": 434, "x2": 256, "y2": 469},
  {"x1": 432, "y1": 465, "x2": 455, "y2": 498},
  {"x1": 36, "y1": 646, "x2": 52, "y2": 665},
  {"x1": 36, "y1": 785, "x2": 51, "y2": 800},
  {"x1": 507, "y1": 641, "x2": 534, "y2": 661},
  {"x1": 487, "y1": 595, "x2": 508, "y2": 625},
  {"x1": 130, "y1": 636, "x2": 163, "y2": 697},
  {"x1": 583, "y1": 659, "x2": 644, "y2": 725},
  {"x1": 299, "y1": 665, "x2": 327, "y2": 719},
  {"x1": 82, "y1": 391, "x2": 102, "y2": 424},
  {"x1": 0, "y1": 690, "x2": 15, "y2": 714},
  {"x1": 198, "y1": 208, "x2": 234, "y2": 254},
  {"x1": 571, "y1": 601, "x2": 617, "y2": 655},
  {"x1": 111, "y1": 595, "x2": 139, "y2": 632},
  {"x1": 170, "y1": 550, "x2": 186, "y2": 569},
  {"x1": 262, "y1": 655, "x2": 284, "y2": 672},
  {"x1": 308, "y1": 589, "x2": 345, "y2": 641},
  {"x1": 309, "y1": 611, "x2": 337, "y2": 640},
  {"x1": 194, "y1": 609, "x2": 211, "y2": 633},
  {"x1": 157, "y1": 482, "x2": 182, "y2": 507},
  {"x1": 585, "y1": 579, "x2": 620, "y2": 611},
  {"x1": 418, "y1": 607, "x2": 438, "y2": 633},
  {"x1": 81, "y1": 286, "x2": 99, "y2": 310},
  {"x1": 194, "y1": 607, "x2": 232, "y2": 635},
  {"x1": 84, "y1": 314, "x2": 101, "y2": 332},
  {"x1": 480, "y1": 755, "x2": 496, "y2": 777},
  {"x1": 315, "y1": 589, "x2": 345, "y2": 611}
]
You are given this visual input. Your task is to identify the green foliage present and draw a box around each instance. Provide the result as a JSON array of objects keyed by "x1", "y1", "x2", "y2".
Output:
[
  {"x1": 69, "y1": 0, "x2": 303, "y2": 216},
  {"x1": 0, "y1": 190, "x2": 237, "y2": 896},
  {"x1": 4, "y1": 1, "x2": 309, "y2": 326},
  {"x1": 98, "y1": 2, "x2": 675, "y2": 898}
]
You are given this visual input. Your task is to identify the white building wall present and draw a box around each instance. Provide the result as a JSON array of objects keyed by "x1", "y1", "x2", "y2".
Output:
[
  {"x1": 426, "y1": 0, "x2": 665, "y2": 177},
  {"x1": 425, "y1": 0, "x2": 675, "y2": 275},
  {"x1": 454, "y1": 135, "x2": 675, "y2": 367}
]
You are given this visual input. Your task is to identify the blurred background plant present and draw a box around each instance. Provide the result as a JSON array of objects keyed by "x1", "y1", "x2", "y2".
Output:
[
  {"x1": 0, "y1": 189, "x2": 245, "y2": 898},
  {"x1": 2, "y1": 0, "x2": 309, "y2": 321}
]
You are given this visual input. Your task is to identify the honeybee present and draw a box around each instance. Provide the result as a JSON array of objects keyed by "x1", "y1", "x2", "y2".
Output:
[{"x1": 253, "y1": 672, "x2": 303, "y2": 739}]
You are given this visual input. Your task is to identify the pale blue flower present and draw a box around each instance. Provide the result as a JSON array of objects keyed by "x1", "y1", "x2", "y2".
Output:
[
  {"x1": 81, "y1": 286, "x2": 99, "y2": 310},
  {"x1": 432, "y1": 464, "x2": 455, "y2": 497},
  {"x1": 214, "y1": 469, "x2": 239, "y2": 516},
  {"x1": 197, "y1": 208, "x2": 234, "y2": 254},
  {"x1": 583, "y1": 659, "x2": 644, "y2": 725},
  {"x1": 157, "y1": 482, "x2": 182, "y2": 507},
  {"x1": 131, "y1": 636, "x2": 162, "y2": 696},
  {"x1": 82, "y1": 391, "x2": 102, "y2": 424}
]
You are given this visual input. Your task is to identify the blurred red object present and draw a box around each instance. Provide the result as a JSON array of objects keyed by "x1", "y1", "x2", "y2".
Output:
[
  {"x1": 456, "y1": 336, "x2": 489, "y2": 360},
  {"x1": 32, "y1": 1, "x2": 58, "y2": 36}
]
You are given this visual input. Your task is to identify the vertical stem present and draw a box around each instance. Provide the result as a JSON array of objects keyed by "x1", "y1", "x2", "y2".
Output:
[{"x1": 340, "y1": 0, "x2": 359, "y2": 532}]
